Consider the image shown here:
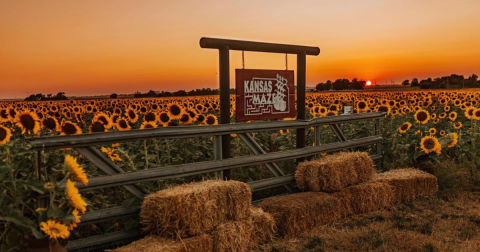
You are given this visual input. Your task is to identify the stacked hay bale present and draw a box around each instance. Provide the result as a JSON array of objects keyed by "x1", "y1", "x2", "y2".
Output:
[
  {"x1": 258, "y1": 192, "x2": 342, "y2": 238},
  {"x1": 113, "y1": 180, "x2": 275, "y2": 252},
  {"x1": 372, "y1": 168, "x2": 438, "y2": 203},
  {"x1": 295, "y1": 152, "x2": 375, "y2": 192}
]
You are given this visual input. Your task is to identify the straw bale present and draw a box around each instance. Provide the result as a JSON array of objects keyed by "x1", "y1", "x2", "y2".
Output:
[
  {"x1": 140, "y1": 180, "x2": 251, "y2": 238},
  {"x1": 111, "y1": 234, "x2": 212, "y2": 252},
  {"x1": 334, "y1": 181, "x2": 394, "y2": 216},
  {"x1": 295, "y1": 152, "x2": 374, "y2": 192},
  {"x1": 258, "y1": 192, "x2": 343, "y2": 238},
  {"x1": 212, "y1": 207, "x2": 276, "y2": 252},
  {"x1": 373, "y1": 168, "x2": 438, "y2": 203}
]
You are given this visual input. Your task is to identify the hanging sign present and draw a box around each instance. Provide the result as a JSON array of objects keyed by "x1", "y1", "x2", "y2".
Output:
[{"x1": 235, "y1": 69, "x2": 296, "y2": 122}]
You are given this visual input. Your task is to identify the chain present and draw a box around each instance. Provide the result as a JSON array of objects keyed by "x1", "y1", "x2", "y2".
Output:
[{"x1": 242, "y1": 50, "x2": 245, "y2": 69}]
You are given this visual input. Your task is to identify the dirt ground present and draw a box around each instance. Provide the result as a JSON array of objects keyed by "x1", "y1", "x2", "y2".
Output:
[{"x1": 257, "y1": 190, "x2": 480, "y2": 252}]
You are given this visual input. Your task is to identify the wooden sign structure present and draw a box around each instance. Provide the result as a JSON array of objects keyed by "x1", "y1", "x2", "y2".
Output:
[
  {"x1": 200, "y1": 37, "x2": 320, "y2": 179},
  {"x1": 236, "y1": 69, "x2": 296, "y2": 122}
]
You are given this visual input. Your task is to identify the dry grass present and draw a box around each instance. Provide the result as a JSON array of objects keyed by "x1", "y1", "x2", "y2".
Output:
[
  {"x1": 258, "y1": 192, "x2": 343, "y2": 238},
  {"x1": 333, "y1": 181, "x2": 395, "y2": 216},
  {"x1": 212, "y1": 207, "x2": 276, "y2": 252},
  {"x1": 295, "y1": 152, "x2": 374, "y2": 192},
  {"x1": 258, "y1": 191, "x2": 480, "y2": 252},
  {"x1": 373, "y1": 168, "x2": 438, "y2": 203},
  {"x1": 140, "y1": 180, "x2": 251, "y2": 238},
  {"x1": 110, "y1": 234, "x2": 212, "y2": 252}
]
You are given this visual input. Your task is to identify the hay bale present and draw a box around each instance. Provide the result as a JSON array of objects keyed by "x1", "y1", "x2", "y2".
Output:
[
  {"x1": 258, "y1": 192, "x2": 343, "y2": 238},
  {"x1": 295, "y1": 152, "x2": 375, "y2": 192},
  {"x1": 140, "y1": 180, "x2": 251, "y2": 238},
  {"x1": 333, "y1": 181, "x2": 394, "y2": 216},
  {"x1": 213, "y1": 207, "x2": 276, "y2": 252},
  {"x1": 111, "y1": 234, "x2": 212, "y2": 252},
  {"x1": 372, "y1": 168, "x2": 438, "y2": 203}
]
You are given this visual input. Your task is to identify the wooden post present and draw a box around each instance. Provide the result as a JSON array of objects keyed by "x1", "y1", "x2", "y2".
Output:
[
  {"x1": 296, "y1": 52, "x2": 306, "y2": 162},
  {"x1": 219, "y1": 46, "x2": 231, "y2": 180}
]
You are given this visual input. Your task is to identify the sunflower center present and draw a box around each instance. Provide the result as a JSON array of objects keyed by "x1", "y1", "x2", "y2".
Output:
[
  {"x1": 128, "y1": 110, "x2": 136, "y2": 119},
  {"x1": 0, "y1": 110, "x2": 8, "y2": 119},
  {"x1": 180, "y1": 114, "x2": 190, "y2": 122},
  {"x1": 91, "y1": 122, "x2": 105, "y2": 133},
  {"x1": 20, "y1": 114, "x2": 35, "y2": 130},
  {"x1": 358, "y1": 102, "x2": 366, "y2": 109},
  {"x1": 196, "y1": 114, "x2": 205, "y2": 122},
  {"x1": 401, "y1": 124, "x2": 409, "y2": 130},
  {"x1": 378, "y1": 106, "x2": 389, "y2": 113},
  {"x1": 98, "y1": 116, "x2": 108, "y2": 125},
  {"x1": 44, "y1": 118, "x2": 56, "y2": 130},
  {"x1": 424, "y1": 139, "x2": 435, "y2": 150},
  {"x1": 119, "y1": 120, "x2": 128, "y2": 128},
  {"x1": 417, "y1": 112, "x2": 427, "y2": 121},
  {"x1": 145, "y1": 112, "x2": 156, "y2": 122},
  {"x1": 170, "y1": 105, "x2": 181, "y2": 115},
  {"x1": 160, "y1": 113, "x2": 170, "y2": 123},
  {"x1": 206, "y1": 116, "x2": 215, "y2": 125},
  {"x1": 0, "y1": 127, "x2": 6, "y2": 140},
  {"x1": 62, "y1": 123, "x2": 78, "y2": 135}
]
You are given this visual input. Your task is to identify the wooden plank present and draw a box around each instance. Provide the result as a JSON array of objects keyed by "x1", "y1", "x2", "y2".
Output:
[
  {"x1": 248, "y1": 174, "x2": 295, "y2": 192},
  {"x1": 33, "y1": 112, "x2": 385, "y2": 150},
  {"x1": 199, "y1": 37, "x2": 320, "y2": 55},
  {"x1": 329, "y1": 124, "x2": 354, "y2": 151},
  {"x1": 238, "y1": 133, "x2": 293, "y2": 192},
  {"x1": 67, "y1": 229, "x2": 143, "y2": 251},
  {"x1": 75, "y1": 147, "x2": 146, "y2": 199},
  {"x1": 59, "y1": 136, "x2": 381, "y2": 191},
  {"x1": 79, "y1": 205, "x2": 141, "y2": 225}
]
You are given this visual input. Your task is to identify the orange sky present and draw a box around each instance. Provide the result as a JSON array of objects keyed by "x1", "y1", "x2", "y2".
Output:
[{"x1": 1, "y1": 0, "x2": 480, "y2": 99}]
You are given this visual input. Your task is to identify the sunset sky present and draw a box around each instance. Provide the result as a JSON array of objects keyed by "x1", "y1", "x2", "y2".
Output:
[{"x1": 1, "y1": 0, "x2": 480, "y2": 99}]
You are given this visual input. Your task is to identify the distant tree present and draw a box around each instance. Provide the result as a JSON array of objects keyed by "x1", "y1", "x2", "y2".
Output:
[
  {"x1": 315, "y1": 83, "x2": 325, "y2": 91},
  {"x1": 411, "y1": 78, "x2": 419, "y2": 87},
  {"x1": 110, "y1": 93, "x2": 118, "y2": 99},
  {"x1": 402, "y1": 80, "x2": 410, "y2": 86}
]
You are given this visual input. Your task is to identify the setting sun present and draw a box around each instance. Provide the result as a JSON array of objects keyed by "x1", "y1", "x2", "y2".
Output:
[{"x1": 366, "y1": 80, "x2": 372, "y2": 86}]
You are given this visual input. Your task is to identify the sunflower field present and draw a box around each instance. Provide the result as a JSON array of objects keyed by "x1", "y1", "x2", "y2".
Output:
[{"x1": 0, "y1": 90, "x2": 479, "y2": 249}]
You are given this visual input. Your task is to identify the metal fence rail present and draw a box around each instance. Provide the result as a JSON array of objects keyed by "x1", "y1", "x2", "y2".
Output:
[{"x1": 33, "y1": 112, "x2": 385, "y2": 251}]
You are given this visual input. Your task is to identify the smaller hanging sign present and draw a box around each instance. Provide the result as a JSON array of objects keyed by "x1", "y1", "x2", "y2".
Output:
[{"x1": 236, "y1": 69, "x2": 296, "y2": 122}]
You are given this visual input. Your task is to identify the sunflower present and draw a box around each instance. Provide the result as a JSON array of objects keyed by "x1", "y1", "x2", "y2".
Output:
[
  {"x1": 40, "y1": 220, "x2": 70, "y2": 240},
  {"x1": 420, "y1": 136, "x2": 441, "y2": 155},
  {"x1": 414, "y1": 109, "x2": 430, "y2": 124},
  {"x1": 125, "y1": 107, "x2": 139, "y2": 124},
  {"x1": 196, "y1": 114, "x2": 205, "y2": 125},
  {"x1": 15, "y1": 110, "x2": 41, "y2": 134},
  {"x1": 140, "y1": 121, "x2": 157, "y2": 129},
  {"x1": 158, "y1": 112, "x2": 170, "y2": 127},
  {"x1": 143, "y1": 112, "x2": 157, "y2": 122},
  {"x1": 93, "y1": 112, "x2": 113, "y2": 129},
  {"x1": 60, "y1": 120, "x2": 82, "y2": 136},
  {"x1": 42, "y1": 117, "x2": 60, "y2": 132},
  {"x1": 377, "y1": 105, "x2": 391, "y2": 115},
  {"x1": 167, "y1": 103, "x2": 184, "y2": 120},
  {"x1": 0, "y1": 126, "x2": 12, "y2": 145},
  {"x1": 465, "y1": 107, "x2": 476, "y2": 119},
  {"x1": 66, "y1": 179, "x2": 87, "y2": 213},
  {"x1": 116, "y1": 118, "x2": 131, "y2": 131},
  {"x1": 398, "y1": 122, "x2": 412, "y2": 134},
  {"x1": 0, "y1": 108, "x2": 9, "y2": 122},
  {"x1": 453, "y1": 121, "x2": 463, "y2": 129},
  {"x1": 475, "y1": 109, "x2": 480, "y2": 120},
  {"x1": 447, "y1": 112, "x2": 457, "y2": 121},
  {"x1": 446, "y1": 132, "x2": 458, "y2": 148},
  {"x1": 65, "y1": 155, "x2": 88, "y2": 185},
  {"x1": 89, "y1": 120, "x2": 106, "y2": 133},
  {"x1": 179, "y1": 113, "x2": 193, "y2": 125},
  {"x1": 69, "y1": 209, "x2": 82, "y2": 230},
  {"x1": 438, "y1": 113, "x2": 447, "y2": 119},
  {"x1": 439, "y1": 130, "x2": 446, "y2": 136},
  {"x1": 101, "y1": 147, "x2": 123, "y2": 161},
  {"x1": 429, "y1": 128, "x2": 436, "y2": 135},
  {"x1": 205, "y1": 114, "x2": 218, "y2": 125}
]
